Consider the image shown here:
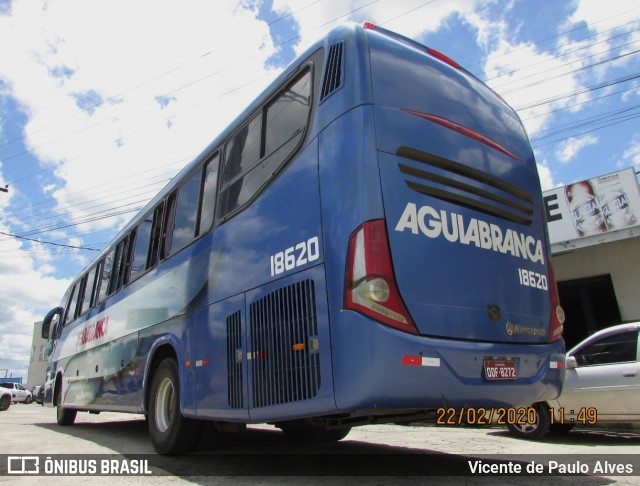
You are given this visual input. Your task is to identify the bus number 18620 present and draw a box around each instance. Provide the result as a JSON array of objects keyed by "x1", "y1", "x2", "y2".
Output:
[{"x1": 270, "y1": 236, "x2": 320, "y2": 276}]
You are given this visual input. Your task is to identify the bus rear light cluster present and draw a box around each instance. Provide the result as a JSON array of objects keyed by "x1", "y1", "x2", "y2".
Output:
[
  {"x1": 345, "y1": 220, "x2": 418, "y2": 334},
  {"x1": 547, "y1": 264, "x2": 565, "y2": 343}
]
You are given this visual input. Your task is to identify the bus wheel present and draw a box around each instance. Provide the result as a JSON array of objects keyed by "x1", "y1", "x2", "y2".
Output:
[
  {"x1": 506, "y1": 402, "x2": 550, "y2": 440},
  {"x1": 281, "y1": 422, "x2": 351, "y2": 443},
  {"x1": 56, "y1": 389, "x2": 77, "y2": 425},
  {"x1": 0, "y1": 395, "x2": 10, "y2": 411},
  {"x1": 148, "y1": 358, "x2": 200, "y2": 454}
]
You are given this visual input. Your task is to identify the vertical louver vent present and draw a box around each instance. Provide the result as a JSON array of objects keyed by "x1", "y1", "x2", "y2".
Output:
[
  {"x1": 249, "y1": 279, "x2": 321, "y2": 408},
  {"x1": 226, "y1": 311, "x2": 243, "y2": 409},
  {"x1": 320, "y1": 42, "x2": 344, "y2": 101}
]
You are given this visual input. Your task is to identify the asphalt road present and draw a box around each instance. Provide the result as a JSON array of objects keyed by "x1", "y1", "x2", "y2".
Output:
[{"x1": 1, "y1": 403, "x2": 639, "y2": 485}]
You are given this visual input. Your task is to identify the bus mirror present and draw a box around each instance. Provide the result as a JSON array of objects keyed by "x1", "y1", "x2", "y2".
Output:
[{"x1": 42, "y1": 307, "x2": 64, "y2": 339}]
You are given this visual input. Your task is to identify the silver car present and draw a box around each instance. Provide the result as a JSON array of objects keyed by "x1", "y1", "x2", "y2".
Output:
[
  {"x1": 0, "y1": 388, "x2": 11, "y2": 411},
  {"x1": 0, "y1": 382, "x2": 33, "y2": 404},
  {"x1": 508, "y1": 322, "x2": 640, "y2": 439}
]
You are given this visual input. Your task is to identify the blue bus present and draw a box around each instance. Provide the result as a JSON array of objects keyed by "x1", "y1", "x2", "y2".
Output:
[{"x1": 41, "y1": 22, "x2": 565, "y2": 454}]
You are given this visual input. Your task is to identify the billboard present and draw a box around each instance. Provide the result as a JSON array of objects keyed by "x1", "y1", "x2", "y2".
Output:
[{"x1": 543, "y1": 167, "x2": 640, "y2": 247}]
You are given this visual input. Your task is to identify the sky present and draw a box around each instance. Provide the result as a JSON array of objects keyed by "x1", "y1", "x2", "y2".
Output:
[{"x1": 0, "y1": 0, "x2": 639, "y2": 381}]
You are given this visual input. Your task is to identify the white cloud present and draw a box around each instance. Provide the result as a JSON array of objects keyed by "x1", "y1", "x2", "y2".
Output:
[
  {"x1": 621, "y1": 133, "x2": 640, "y2": 170},
  {"x1": 0, "y1": 0, "x2": 281, "y2": 376},
  {"x1": 536, "y1": 162, "x2": 556, "y2": 191},
  {"x1": 554, "y1": 134, "x2": 599, "y2": 163},
  {"x1": 0, "y1": 220, "x2": 70, "y2": 376},
  {"x1": 0, "y1": 0, "x2": 280, "y2": 234}
]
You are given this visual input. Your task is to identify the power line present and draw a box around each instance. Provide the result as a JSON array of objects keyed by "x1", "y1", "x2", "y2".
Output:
[
  {"x1": 2, "y1": 2, "x2": 639, "y2": 254},
  {"x1": 0, "y1": 230, "x2": 102, "y2": 251}
]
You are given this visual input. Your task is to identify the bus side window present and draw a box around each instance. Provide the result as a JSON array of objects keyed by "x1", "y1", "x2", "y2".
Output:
[
  {"x1": 165, "y1": 168, "x2": 203, "y2": 255},
  {"x1": 129, "y1": 215, "x2": 153, "y2": 282},
  {"x1": 75, "y1": 275, "x2": 88, "y2": 317},
  {"x1": 148, "y1": 203, "x2": 165, "y2": 268},
  {"x1": 217, "y1": 69, "x2": 311, "y2": 220},
  {"x1": 264, "y1": 71, "x2": 311, "y2": 167},
  {"x1": 198, "y1": 154, "x2": 220, "y2": 234},
  {"x1": 63, "y1": 283, "x2": 79, "y2": 327},
  {"x1": 79, "y1": 266, "x2": 98, "y2": 316},
  {"x1": 111, "y1": 237, "x2": 130, "y2": 293},
  {"x1": 97, "y1": 250, "x2": 115, "y2": 304},
  {"x1": 218, "y1": 115, "x2": 262, "y2": 217}
]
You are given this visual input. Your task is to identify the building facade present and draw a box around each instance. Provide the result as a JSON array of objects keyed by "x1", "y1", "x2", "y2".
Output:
[
  {"x1": 27, "y1": 321, "x2": 48, "y2": 390},
  {"x1": 544, "y1": 167, "x2": 640, "y2": 349}
]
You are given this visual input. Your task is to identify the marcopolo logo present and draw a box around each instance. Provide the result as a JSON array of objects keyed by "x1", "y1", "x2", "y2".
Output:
[
  {"x1": 394, "y1": 202, "x2": 545, "y2": 264},
  {"x1": 506, "y1": 322, "x2": 546, "y2": 337}
]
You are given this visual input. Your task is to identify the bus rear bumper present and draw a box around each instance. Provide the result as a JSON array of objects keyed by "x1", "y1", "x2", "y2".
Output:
[{"x1": 331, "y1": 311, "x2": 565, "y2": 412}]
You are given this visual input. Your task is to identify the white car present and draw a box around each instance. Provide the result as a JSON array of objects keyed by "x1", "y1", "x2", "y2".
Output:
[
  {"x1": 0, "y1": 382, "x2": 33, "y2": 404},
  {"x1": 508, "y1": 322, "x2": 640, "y2": 438},
  {"x1": 0, "y1": 388, "x2": 11, "y2": 411}
]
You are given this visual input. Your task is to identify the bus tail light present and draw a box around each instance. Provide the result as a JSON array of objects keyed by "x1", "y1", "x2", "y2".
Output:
[
  {"x1": 345, "y1": 220, "x2": 418, "y2": 334},
  {"x1": 547, "y1": 264, "x2": 565, "y2": 343}
]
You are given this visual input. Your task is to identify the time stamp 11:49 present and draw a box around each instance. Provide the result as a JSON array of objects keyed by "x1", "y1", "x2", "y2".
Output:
[{"x1": 436, "y1": 406, "x2": 598, "y2": 426}]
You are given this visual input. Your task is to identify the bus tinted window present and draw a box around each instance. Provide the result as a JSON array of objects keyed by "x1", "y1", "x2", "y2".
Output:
[
  {"x1": 130, "y1": 216, "x2": 153, "y2": 282},
  {"x1": 63, "y1": 284, "x2": 79, "y2": 326},
  {"x1": 224, "y1": 115, "x2": 261, "y2": 184},
  {"x1": 218, "y1": 71, "x2": 311, "y2": 219},
  {"x1": 168, "y1": 169, "x2": 202, "y2": 254},
  {"x1": 97, "y1": 250, "x2": 115, "y2": 303},
  {"x1": 110, "y1": 238, "x2": 129, "y2": 293},
  {"x1": 199, "y1": 155, "x2": 219, "y2": 234},
  {"x1": 148, "y1": 203, "x2": 165, "y2": 267},
  {"x1": 264, "y1": 71, "x2": 310, "y2": 162},
  {"x1": 219, "y1": 116, "x2": 261, "y2": 217},
  {"x1": 80, "y1": 266, "x2": 98, "y2": 315}
]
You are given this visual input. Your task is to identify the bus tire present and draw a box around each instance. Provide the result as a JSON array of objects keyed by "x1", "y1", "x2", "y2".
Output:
[
  {"x1": 56, "y1": 389, "x2": 77, "y2": 426},
  {"x1": 506, "y1": 402, "x2": 550, "y2": 440},
  {"x1": 0, "y1": 395, "x2": 10, "y2": 411},
  {"x1": 148, "y1": 358, "x2": 200, "y2": 454},
  {"x1": 281, "y1": 422, "x2": 351, "y2": 443}
]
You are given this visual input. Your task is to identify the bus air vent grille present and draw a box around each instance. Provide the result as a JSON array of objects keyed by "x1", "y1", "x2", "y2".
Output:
[
  {"x1": 249, "y1": 279, "x2": 321, "y2": 408},
  {"x1": 226, "y1": 310, "x2": 243, "y2": 409},
  {"x1": 397, "y1": 146, "x2": 534, "y2": 226},
  {"x1": 320, "y1": 42, "x2": 344, "y2": 101}
]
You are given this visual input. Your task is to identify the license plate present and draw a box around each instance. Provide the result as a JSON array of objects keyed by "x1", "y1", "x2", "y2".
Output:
[{"x1": 483, "y1": 360, "x2": 517, "y2": 380}]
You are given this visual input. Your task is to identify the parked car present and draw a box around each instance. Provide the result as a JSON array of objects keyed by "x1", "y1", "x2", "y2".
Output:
[
  {"x1": 0, "y1": 382, "x2": 33, "y2": 404},
  {"x1": 0, "y1": 388, "x2": 11, "y2": 411},
  {"x1": 508, "y1": 322, "x2": 640, "y2": 439}
]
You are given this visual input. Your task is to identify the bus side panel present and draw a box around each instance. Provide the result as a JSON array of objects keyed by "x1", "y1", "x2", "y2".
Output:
[
  {"x1": 193, "y1": 293, "x2": 249, "y2": 421},
  {"x1": 104, "y1": 332, "x2": 140, "y2": 412},
  {"x1": 137, "y1": 313, "x2": 197, "y2": 416},
  {"x1": 317, "y1": 105, "x2": 384, "y2": 315},
  {"x1": 60, "y1": 342, "x2": 110, "y2": 409},
  {"x1": 245, "y1": 266, "x2": 336, "y2": 422},
  {"x1": 191, "y1": 138, "x2": 336, "y2": 422}
]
